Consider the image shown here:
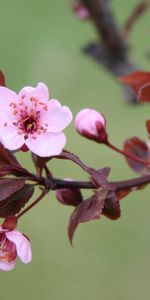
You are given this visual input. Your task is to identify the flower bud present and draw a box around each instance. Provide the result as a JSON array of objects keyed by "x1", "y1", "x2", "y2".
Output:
[
  {"x1": 72, "y1": 2, "x2": 90, "y2": 20},
  {"x1": 56, "y1": 187, "x2": 83, "y2": 207},
  {"x1": 75, "y1": 108, "x2": 108, "y2": 143}
]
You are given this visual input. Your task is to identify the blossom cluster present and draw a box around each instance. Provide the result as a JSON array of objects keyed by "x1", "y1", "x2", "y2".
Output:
[
  {"x1": 0, "y1": 69, "x2": 149, "y2": 271},
  {"x1": 0, "y1": 80, "x2": 108, "y2": 271}
]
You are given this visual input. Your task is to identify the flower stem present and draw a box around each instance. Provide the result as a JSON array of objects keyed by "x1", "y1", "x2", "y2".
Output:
[
  {"x1": 106, "y1": 141, "x2": 148, "y2": 166},
  {"x1": 17, "y1": 189, "x2": 48, "y2": 219}
]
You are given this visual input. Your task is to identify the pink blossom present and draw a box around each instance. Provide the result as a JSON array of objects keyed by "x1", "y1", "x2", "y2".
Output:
[
  {"x1": 75, "y1": 108, "x2": 108, "y2": 143},
  {"x1": 0, "y1": 83, "x2": 73, "y2": 157},
  {"x1": 0, "y1": 226, "x2": 32, "y2": 271}
]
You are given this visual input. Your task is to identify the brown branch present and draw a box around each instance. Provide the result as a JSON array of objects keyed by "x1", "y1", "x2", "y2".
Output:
[
  {"x1": 82, "y1": 0, "x2": 126, "y2": 54},
  {"x1": 44, "y1": 174, "x2": 150, "y2": 193},
  {"x1": 17, "y1": 173, "x2": 150, "y2": 218},
  {"x1": 80, "y1": 0, "x2": 148, "y2": 103}
]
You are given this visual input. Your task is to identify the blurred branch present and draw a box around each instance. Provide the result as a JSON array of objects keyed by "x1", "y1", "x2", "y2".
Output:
[
  {"x1": 124, "y1": 0, "x2": 149, "y2": 38},
  {"x1": 80, "y1": 0, "x2": 149, "y2": 103}
]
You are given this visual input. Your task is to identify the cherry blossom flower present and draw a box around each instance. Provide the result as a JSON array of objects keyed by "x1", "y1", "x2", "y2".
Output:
[
  {"x1": 75, "y1": 108, "x2": 108, "y2": 143},
  {"x1": 0, "y1": 226, "x2": 32, "y2": 271},
  {"x1": 0, "y1": 83, "x2": 73, "y2": 157}
]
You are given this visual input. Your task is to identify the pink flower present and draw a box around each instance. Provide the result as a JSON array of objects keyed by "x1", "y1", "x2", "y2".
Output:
[
  {"x1": 75, "y1": 108, "x2": 108, "y2": 143},
  {"x1": 0, "y1": 227, "x2": 32, "y2": 271},
  {"x1": 0, "y1": 83, "x2": 73, "y2": 157}
]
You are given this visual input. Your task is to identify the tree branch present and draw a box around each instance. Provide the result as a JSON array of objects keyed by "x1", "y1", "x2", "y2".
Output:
[
  {"x1": 44, "y1": 174, "x2": 150, "y2": 193},
  {"x1": 80, "y1": 0, "x2": 148, "y2": 103}
]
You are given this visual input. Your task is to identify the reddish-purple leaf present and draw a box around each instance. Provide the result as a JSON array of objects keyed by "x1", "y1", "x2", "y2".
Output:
[
  {"x1": 0, "y1": 184, "x2": 34, "y2": 218},
  {"x1": 0, "y1": 70, "x2": 6, "y2": 86},
  {"x1": 68, "y1": 187, "x2": 108, "y2": 244},
  {"x1": 0, "y1": 178, "x2": 25, "y2": 203},
  {"x1": 120, "y1": 71, "x2": 150, "y2": 102},
  {"x1": 31, "y1": 149, "x2": 92, "y2": 176},
  {"x1": 116, "y1": 188, "x2": 131, "y2": 201},
  {"x1": 56, "y1": 187, "x2": 83, "y2": 206},
  {"x1": 0, "y1": 143, "x2": 20, "y2": 166},
  {"x1": 0, "y1": 143, "x2": 29, "y2": 177},
  {"x1": 31, "y1": 153, "x2": 51, "y2": 173},
  {"x1": 102, "y1": 191, "x2": 121, "y2": 220},
  {"x1": 55, "y1": 150, "x2": 93, "y2": 174},
  {"x1": 124, "y1": 137, "x2": 149, "y2": 174},
  {"x1": 90, "y1": 167, "x2": 110, "y2": 188},
  {"x1": 146, "y1": 120, "x2": 150, "y2": 137}
]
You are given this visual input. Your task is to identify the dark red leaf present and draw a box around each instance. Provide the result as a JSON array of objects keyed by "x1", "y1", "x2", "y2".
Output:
[
  {"x1": 120, "y1": 71, "x2": 150, "y2": 102},
  {"x1": 54, "y1": 150, "x2": 93, "y2": 174},
  {"x1": 0, "y1": 184, "x2": 34, "y2": 218},
  {"x1": 0, "y1": 178, "x2": 25, "y2": 203},
  {"x1": 0, "y1": 143, "x2": 29, "y2": 177},
  {"x1": 56, "y1": 187, "x2": 83, "y2": 206},
  {"x1": 0, "y1": 143, "x2": 20, "y2": 166},
  {"x1": 123, "y1": 137, "x2": 149, "y2": 174},
  {"x1": 138, "y1": 83, "x2": 150, "y2": 102},
  {"x1": 68, "y1": 187, "x2": 108, "y2": 244},
  {"x1": 116, "y1": 188, "x2": 131, "y2": 200},
  {"x1": 31, "y1": 149, "x2": 92, "y2": 176},
  {"x1": 31, "y1": 153, "x2": 51, "y2": 174},
  {"x1": 146, "y1": 120, "x2": 150, "y2": 136},
  {"x1": 90, "y1": 167, "x2": 110, "y2": 188},
  {"x1": 0, "y1": 70, "x2": 6, "y2": 86},
  {"x1": 102, "y1": 191, "x2": 121, "y2": 220}
]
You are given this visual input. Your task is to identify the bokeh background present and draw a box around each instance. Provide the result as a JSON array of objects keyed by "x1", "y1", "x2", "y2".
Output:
[{"x1": 0, "y1": 0, "x2": 150, "y2": 299}]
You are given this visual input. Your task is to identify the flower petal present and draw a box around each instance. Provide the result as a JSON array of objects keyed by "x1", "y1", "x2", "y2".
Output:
[
  {"x1": 0, "y1": 235, "x2": 17, "y2": 271},
  {"x1": 18, "y1": 82, "x2": 49, "y2": 103},
  {"x1": 0, "y1": 126, "x2": 24, "y2": 150},
  {"x1": 0, "y1": 86, "x2": 18, "y2": 106},
  {"x1": 25, "y1": 132, "x2": 66, "y2": 157},
  {"x1": 6, "y1": 230, "x2": 32, "y2": 264},
  {"x1": 0, "y1": 87, "x2": 18, "y2": 126},
  {"x1": 0, "y1": 258, "x2": 16, "y2": 271},
  {"x1": 40, "y1": 99, "x2": 73, "y2": 133}
]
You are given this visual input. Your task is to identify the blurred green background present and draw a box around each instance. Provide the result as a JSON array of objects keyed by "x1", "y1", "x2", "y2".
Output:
[{"x1": 1, "y1": 0, "x2": 150, "y2": 299}]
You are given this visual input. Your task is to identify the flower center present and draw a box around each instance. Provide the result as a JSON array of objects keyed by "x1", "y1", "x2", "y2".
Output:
[
  {"x1": 16, "y1": 112, "x2": 40, "y2": 139},
  {"x1": 0, "y1": 233, "x2": 17, "y2": 262},
  {"x1": 23, "y1": 116, "x2": 37, "y2": 133},
  {"x1": 8, "y1": 96, "x2": 49, "y2": 139}
]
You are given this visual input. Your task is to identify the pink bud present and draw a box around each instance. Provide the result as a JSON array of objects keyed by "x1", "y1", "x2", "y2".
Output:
[
  {"x1": 72, "y1": 2, "x2": 90, "y2": 20},
  {"x1": 56, "y1": 188, "x2": 83, "y2": 207},
  {"x1": 75, "y1": 108, "x2": 108, "y2": 143}
]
